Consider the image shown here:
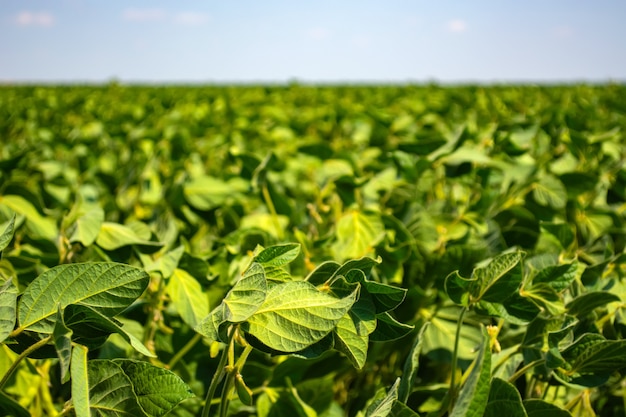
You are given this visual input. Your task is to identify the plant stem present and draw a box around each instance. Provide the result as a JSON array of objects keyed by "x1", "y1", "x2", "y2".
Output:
[
  {"x1": 261, "y1": 183, "x2": 284, "y2": 239},
  {"x1": 218, "y1": 371, "x2": 236, "y2": 417},
  {"x1": 507, "y1": 358, "x2": 546, "y2": 384},
  {"x1": 201, "y1": 328, "x2": 235, "y2": 417},
  {"x1": 167, "y1": 333, "x2": 202, "y2": 369},
  {"x1": 0, "y1": 335, "x2": 52, "y2": 390},
  {"x1": 447, "y1": 306, "x2": 467, "y2": 414}
]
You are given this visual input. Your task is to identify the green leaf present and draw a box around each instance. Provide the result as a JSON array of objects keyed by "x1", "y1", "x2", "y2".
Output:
[
  {"x1": 64, "y1": 304, "x2": 155, "y2": 357},
  {"x1": 533, "y1": 261, "x2": 579, "y2": 293},
  {"x1": 332, "y1": 210, "x2": 385, "y2": 261},
  {"x1": 565, "y1": 291, "x2": 621, "y2": 317},
  {"x1": 166, "y1": 268, "x2": 209, "y2": 328},
  {"x1": 365, "y1": 378, "x2": 400, "y2": 417},
  {"x1": 144, "y1": 245, "x2": 185, "y2": 279},
  {"x1": 255, "y1": 243, "x2": 301, "y2": 266},
  {"x1": 53, "y1": 305, "x2": 73, "y2": 383},
  {"x1": 483, "y1": 378, "x2": 527, "y2": 417},
  {"x1": 305, "y1": 261, "x2": 341, "y2": 286},
  {"x1": 65, "y1": 201, "x2": 105, "y2": 247},
  {"x1": 369, "y1": 312, "x2": 414, "y2": 342},
  {"x1": 389, "y1": 401, "x2": 420, "y2": 417},
  {"x1": 523, "y1": 399, "x2": 572, "y2": 417},
  {"x1": 87, "y1": 359, "x2": 145, "y2": 416},
  {"x1": 96, "y1": 222, "x2": 162, "y2": 250},
  {"x1": 523, "y1": 283, "x2": 565, "y2": 316},
  {"x1": 331, "y1": 256, "x2": 382, "y2": 281},
  {"x1": 561, "y1": 333, "x2": 626, "y2": 377},
  {"x1": 0, "y1": 214, "x2": 16, "y2": 252},
  {"x1": 450, "y1": 326, "x2": 491, "y2": 417},
  {"x1": 194, "y1": 306, "x2": 227, "y2": 343},
  {"x1": 0, "y1": 277, "x2": 17, "y2": 343},
  {"x1": 445, "y1": 271, "x2": 475, "y2": 306},
  {"x1": 113, "y1": 359, "x2": 194, "y2": 417},
  {"x1": 0, "y1": 392, "x2": 30, "y2": 417},
  {"x1": 475, "y1": 252, "x2": 524, "y2": 303},
  {"x1": 183, "y1": 175, "x2": 248, "y2": 210},
  {"x1": 71, "y1": 343, "x2": 91, "y2": 417},
  {"x1": 533, "y1": 175, "x2": 567, "y2": 209},
  {"x1": 334, "y1": 313, "x2": 368, "y2": 369},
  {"x1": 223, "y1": 262, "x2": 267, "y2": 322},
  {"x1": 245, "y1": 281, "x2": 357, "y2": 352},
  {"x1": 0, "y1": 195, "x2": 58, "y2": 240},
  {"x1": 398, "y1": 322, "x2": 429, "y2": 404},
  {"x1": 540, "y1": 222, "x2": 575, "y2": 250},
  {"x1": 18, "y1": 262, "x2": 149, "y2": 333}
]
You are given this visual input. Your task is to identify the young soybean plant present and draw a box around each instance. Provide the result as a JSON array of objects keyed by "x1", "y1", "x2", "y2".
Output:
[{"x1": 194, "y1": 243, "x2": 413, "y2": 417}]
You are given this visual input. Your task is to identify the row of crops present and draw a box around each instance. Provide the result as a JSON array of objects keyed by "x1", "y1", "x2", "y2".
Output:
[{"x1": 0, "y1": 84, "x2": 625, "y2": 416}]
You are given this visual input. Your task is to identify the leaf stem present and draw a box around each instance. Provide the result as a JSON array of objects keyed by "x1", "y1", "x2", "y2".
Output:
[
  {"x1": 0, "y1": 335, "x2": 52, "y2": 390},
  {"x1": 261, "y1": 183, "x2": 284, "y2": 239},
  {"x1": 167, "y1": 333, "x2": 202, "y2": 369},
  {"x1": 201, "y1": 328, "x2": 235, "y2": 417},
  {"x1": 507, "y1": 358, "x2": 546, "y2": 384},
  {"x1": 447, "y1": 306, "x2": 466, "y2": 413}
]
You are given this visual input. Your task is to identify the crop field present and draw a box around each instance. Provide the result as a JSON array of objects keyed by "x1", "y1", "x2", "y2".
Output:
[{"x1": 0, "y1": 84, "x2": 625, "y2": 416}]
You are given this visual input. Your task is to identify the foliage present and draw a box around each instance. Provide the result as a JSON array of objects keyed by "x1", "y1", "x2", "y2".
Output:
[{"x1": 0, "y1": 84, "x2": 625, "y2": 416}]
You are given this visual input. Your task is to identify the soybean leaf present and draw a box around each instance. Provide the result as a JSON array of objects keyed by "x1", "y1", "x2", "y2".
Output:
[
  {"x1": 96, "y1": 222, "x2": 162, "y2": 251},
  {"x1": 334, "y1": 313, "x2": 368, "y2": 369},
  {"x1": 166, "y1": 268, "x2": 209, "y2": 328},
  {"x1": 560, "y1": 334, "x2": 626, "y2": 381},
  {"x1": 64, "y1": 304, "x2": 155, "y2": 358},
  {"x1": 332, "y1": 210, "x2": 385, "y2": 261},
  {"x1": 483, "y1": 378, "x2": 527, "y2": 417},
  {"x1": 475, "y1": 252, "x2": 524, "y2": 303},
  {"x1": 390, "y1": 401, "x2": 420, "y2": 417},
  {"x1": 144, "y1": 245, "x2": 185, "y2": 279},
  {"x1": 0, "y1": 195, "x2": 57, "y2": 240},
  {"x1": 87, "y1": 359, "x2": 145, "y2": 416},
  {"x1": 369, "y1": 312, "x2": 414, "y2": 342},
  {"x1": 398, "y1": 322, "x2": 430, "y2": 404},
  {"x1": 194, "y1": 305, "x2": 228, "y2": 343},
  {"x1": 183, "y1": 175, "x2": 248, "y2": 210},
  {"x1": 255, "y1": 243, "x2": 301, "y2": 266},
  {"x1": 445, "y1": 271, "x2": 476, "y2": 306},
  {"x1": 566, "y1": 291, "x2": 621, "y2": 317},
  {"x1": 365, "y1": 378, "x2": 400, "y2": 417},
  {"x1": 306, "y1": 261, "x2": 341, "y2": 286},
  {"x1": 0, "y1": 277, "x2": 17, "y2": 343},
  {"x1": 245, "y1": 281, "x2": 357, "y2": 352},
  {"x1": 0, "y1": 392, "x2": 29, "y2": 417},
  {"x1": 18, "y1": 262, "x2": 149, "y2": 333},
  {"x1": 523, "y1": 399, "x2": 573, "y2": 417},
  {"x1": 0, "y1": 214, "x2": 16, "y2": 252},
  {"x1": 64, "y1": 201, "x2": 104, "y2": 247},
  {"x1": 113, "y1": 359, "x2": 194, "y2": 417},
  {"x1": 533, "y1": 175, "x2": 567, "y2": 209},
  {"x1": 331, "y1": 256, "x2": 382, "y2": 281},
  {"x1": 450, "y1": 326, "x2": 491, "y2": 417},
  {"x1": 223, "y1": 262, "x2": 267, "y2": 322},
  {"x1": 540, "y1": 222, "x2": 575, "y2": 250},
  {"x1": 523, "y1": 283, "x2": 565, "y2": 316},
  {"x1": 71, "y1": 344, "x2": 90, "y2": 417},
  {"x1": 533, "y1": 262, "x2": 579, "y2": 293},
  {"x1": 53, "y1": 305, "x2": 73, "y2": 383}
]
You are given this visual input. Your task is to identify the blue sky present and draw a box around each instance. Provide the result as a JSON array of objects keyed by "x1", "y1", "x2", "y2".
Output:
[{"x1": 1, "y1": 0, "x2": 625, "y2": 83}]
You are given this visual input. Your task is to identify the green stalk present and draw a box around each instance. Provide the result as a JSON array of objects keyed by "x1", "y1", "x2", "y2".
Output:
[
  {"x1": 0, "y1": 335, "x2": 52, "y2": 390},
  {"x1": 261, "y1": 183, "x2": 284, "y2": 239},
  {"x1": 167, "y1": 333, "x2": 202, "y2": 369},
  {"x1": 447, "y1": 306, "x2": 467, "y2": 414},
  {"x1": 201, "y1": 328, "x2": 235, "y2": 417},
  {"x1": 508, "y1": 358, "x2": 546, "y2": 384}
]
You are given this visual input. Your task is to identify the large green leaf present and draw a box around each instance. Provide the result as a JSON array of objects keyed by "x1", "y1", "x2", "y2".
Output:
[
  {"x1": 87, "y1": 359, "x2": 146, "y2": 416},
  {"x1": 0, "y1": 214, "x2": 16, "y2": 252},
  {"x1": 332, "y1": 210, "x2": 385, "y2": 261},
  {"x1": 398, "y1": 322, "x2": 429, "y2": 404},
  {"x1": 18, "y1": 262, "x2": 149, "y2": 333},
  {"x1": 255, "y1": 243, "x2": 301, "y2": 266},
  {"x1": 183, "y1": 175, "x2": 248, "y2": 210},
  {"x1": 166, "y1": 268, "x2": 209, "y2": 328},
  {"x1": 245, "y1": 281, "x2": 357, "y2": 352},
  {"x1": 450, "y1": 326, "x2": 491, "y2": 417},
  {"x1": 0, "y1": 195, "x2": 57, "y2": 240},
  {"x1": 113, "y1": 359, "x2": 194, "y2": 417},
  {"x1": 71, "y1": 343, "x2": 91, "y2": 416},
  {"x1": 0, "y1": 277, "x2": 17, "y2": 343},
  {"x1": 532, "y1": 261, "x2": 579, "y2": 293},
  {"x1": 223, "y1": 262, "x2": 267, "y2": 322},
  {"x1": 64, "y1": 304, "x2": 155, "y2": 357},
  {"x1": 474, "y1": 252, "x2": 523, "y2": 303},
  {"x1": 64, "y1": 199, "x2": 104, "y2": 247},
  {"x1": 565, "y1": 291, "x2": 621, "y2": 317},
  {"x1": 96, "y1": 222, "x2": 162, "y2": 250},
  {"x1": 533, "y1": 174, "x2": 567, "y2": 209},
  {"x1": 334, "y1": 313, "x2": 368, "y2": 369},
  {"x1": 523, "y1": 399, "x2": 572, "y2": 417},
  {"x1": 483, "y1": 378, "x2": 527, "y2": 417},
  {"x1": 560, "y1": 333, "x2": 626, "y2": 382}
]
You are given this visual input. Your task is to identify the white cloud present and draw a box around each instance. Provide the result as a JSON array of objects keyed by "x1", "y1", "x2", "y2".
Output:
[
  {"x1": 15, "y1": 11, "x2": 55, "y2": 27},
  {"x1": 174, "y1": 12, "x2": 210, "y2": 26},
  {"x1": 446, "y1": 19, "x2": 467, "y2": 33},
  {"x1": 305, "y1": 27, "x2": 332, "y2": 41},
  {"x1": 122, "y1": 8, "x2": 166, "y2": 22}
]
